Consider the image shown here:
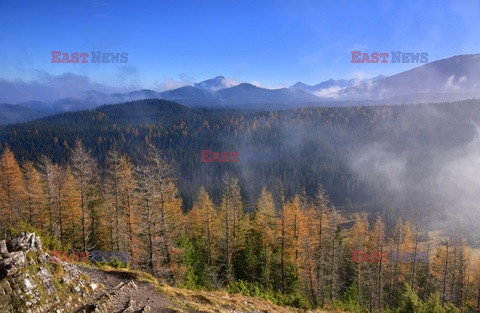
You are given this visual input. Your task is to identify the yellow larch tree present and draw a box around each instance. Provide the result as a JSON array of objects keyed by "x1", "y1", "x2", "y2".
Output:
[
  {"x1": 346, "y1": 213, "x2": 370, "y2": 306},
  {"x1": 188, "y1": 186, "x2": 220, "y2": 267},
  {"x1": 219, "y1": 176, "x2": 246, "y2": 283},
  {"x1": 119, "y1": 154, "x2": 140, "y2": 265},
  {"x1": 61, "y1": 165, "x2": 81, "y2": 248},
  {"x1": 0, "y1": 147, "x2": 25, "y2": 235},
  {"x1": 22, "y1": 161, "x2": 46, "y2": 228},
  {"x1": 253, "y1": 187, "x2": 276, "y2": 288}
]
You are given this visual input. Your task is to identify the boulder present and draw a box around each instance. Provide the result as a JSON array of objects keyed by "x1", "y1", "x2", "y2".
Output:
[
  {"x1": 6, "y1": 232, "x2": 42, "y2": 253},
  {"x1": 0, "y1": 232, "x2": 92, "y2": 312}
]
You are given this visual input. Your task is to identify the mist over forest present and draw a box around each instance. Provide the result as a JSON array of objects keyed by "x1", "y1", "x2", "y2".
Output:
[{"x1": 2, "y1": 98, "x2": 480, "y2": 242}]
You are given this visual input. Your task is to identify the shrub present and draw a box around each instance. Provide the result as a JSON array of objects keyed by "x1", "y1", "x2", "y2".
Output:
[
  {"x1": 8, "y1": 221, "x2": 63, "y2": 251},
  {"x1": 226, "y1": 280, "x2": 311, "y2": 309}
]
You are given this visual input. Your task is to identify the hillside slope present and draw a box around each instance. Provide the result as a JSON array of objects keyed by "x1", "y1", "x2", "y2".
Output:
[{"x1": 0, "y1": 232, "x2": 335, "y2": 313}]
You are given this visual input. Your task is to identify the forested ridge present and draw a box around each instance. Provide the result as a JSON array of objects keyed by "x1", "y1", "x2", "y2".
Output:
[{"x1": 2, "y1": 99, "x2": 480, "y2": 230}]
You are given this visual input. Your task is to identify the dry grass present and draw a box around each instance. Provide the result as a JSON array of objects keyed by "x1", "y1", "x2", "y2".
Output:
[
  {"x1": 87, "y1": 263, "x2": 343, "y2": 312},
  {"x1": 159, "y1": 284, "x2": 338, "y2": 313}
]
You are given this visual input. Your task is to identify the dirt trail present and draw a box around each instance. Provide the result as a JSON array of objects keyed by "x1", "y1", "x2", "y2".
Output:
[
  {"x1": 72, "y1": 265, "x2": 332, "y2": 313},
  {"x1": 74, "y1": 266, "x2": 178, "y2": 313}
]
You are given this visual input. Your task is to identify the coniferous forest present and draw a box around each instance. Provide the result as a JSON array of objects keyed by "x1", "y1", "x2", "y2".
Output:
[
  {"x1": 3, "y1": 1, "x2": 480, "y2": 312},
  {"x1": 2, "y1": 99, "x2": 480, "y2": 312}
]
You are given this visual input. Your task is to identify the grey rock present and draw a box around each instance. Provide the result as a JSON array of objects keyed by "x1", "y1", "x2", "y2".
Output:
[
  {"x1": 121, "y1": 299, "x2": 136, "y2": 312},
  {"x1": 0, "y1": 251, "x2": 26, "y2": 277},
  {"x1": 0, "y1": 240, "x2": 7, "y2": 254},
  {"x1": 7, "y1": 232, "x2": 41, "y2": 252},
  {"x1": 0, "y1": 232, "x2": 92, "y2": 312}
]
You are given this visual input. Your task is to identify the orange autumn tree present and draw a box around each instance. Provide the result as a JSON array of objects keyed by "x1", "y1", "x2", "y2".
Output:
[
  {"x1": 71, "y1": 139, "x2": 99, "y2": 252},
  {"x1": 103, "y1": 147, "x2": 140, "y2": 261},
  {"x1": 276, "y1": 183, "x2": 288, "y2": 293},
  {"x1": 400, "y1": 221, "x2": 414, "y2": 283},
  {"x1": 470, "y1": 255, "x2": 480, "y2": 311},
  {"x1": 188, "y1": 186, "x2": 220, "y2": 267},
  {"x1": 0, "y1": 147, "x2": 25, "y2": 236},
  {"x1": 118, "y1": 154, "x2": 140, "y2": 265},
  {"x1": 39, "y1": 155, "x2": 58, "y2": 236},
  {"x1": 104, "y1": 147, "x2": 124, "y2": 252},
  {"x1": 253, "y1": 187, "x2": 276, "y2": 288},
  {"x1": 298, "y1": 199, "x2": 319, "y2": 305},
  {"x1": 325, "y1": 207, "x2": 343, "y2": 303},
  {"x1": 52, "y1": 162, "x2": 68, "y2": 245},
  {"x1": 61, "y1": 165, "x2": 81, "y2": 248},
  {"x1": 22, "y1": 161, "x2": 46, "y2": 229},
  {"x1": 297, "y1": 186, "x2": 331, "y2": 306},
  {"x1": 346, "y1": 213, "x2": 369, "y2": 306},
  {"x1": 219, "y1": 176, "x2": 246, "y2": 283},
  {"x1": 279, "y1": 194, "x2": 304, "y2": 293},
  {"x1": 141, "y1": 144, "x2": 184, "y2": 281},
  {"x1": 369, "y1": 214, "x2": 386, "y2": 312},
  {"x1": 313, "y1": 185, "x2": 332, "y2": 306},
  {"x1": 386, "y1": 218, "x2": 407, "y2": 306}
]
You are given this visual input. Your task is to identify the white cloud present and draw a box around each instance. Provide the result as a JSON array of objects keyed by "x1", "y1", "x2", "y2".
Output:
[
  {"x1": 154, "y1": 80, "x2": 191, "y2": 91},
  {"x1": 224, "y1": 77, "x2": 240, "y2": 88},
  {"x1": 444, "y1": 75, "x2": 459, "y2": 89},
  {"x1": 314, "y1": 86, "x2": 344, "y2": 98},
  {"x1": 152, "y1": 74, "x2": 194, "y2": 91},
  {"x1": 250, "y1": 81, "x2": 286, "y2": 89},
  {"x1": 0, "y1": 71, "x2": 132, "y2": 103}
]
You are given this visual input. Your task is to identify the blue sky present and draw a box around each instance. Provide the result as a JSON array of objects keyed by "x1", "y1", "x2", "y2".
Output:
[{"x1": 1, "y1": 0, "x2": 480, "y2": 101}]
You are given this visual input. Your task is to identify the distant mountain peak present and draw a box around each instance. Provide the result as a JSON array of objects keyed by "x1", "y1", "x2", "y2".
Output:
[
  {"x1": 292, "y1": 82, "x2": 309, "y2": 88},
  {"x1": 290, "y1": 78, "x2": 356, "y2": 98},
  {"x1": 194, "y1": 76, "x2": 239, "y2": 91}
]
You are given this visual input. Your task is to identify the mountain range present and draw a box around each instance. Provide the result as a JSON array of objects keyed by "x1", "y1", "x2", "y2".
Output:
[{"x1": 1, "y1": 53, "x2": 480, "y2": 124}]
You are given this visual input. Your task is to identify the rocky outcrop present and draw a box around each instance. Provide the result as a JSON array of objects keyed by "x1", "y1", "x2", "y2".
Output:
[
  {"x1": 0, "y1": 232, "x2": 41, "y2": 279},
  {"x1": 0, "y1": 232, "x2": 333, "y2": 313},
  {"x1": 75, "y1": 280, "x2": 152, "y2": 313},
  {"x1": 0, "y1": 232, "x2": 93, "y2": 313}
]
